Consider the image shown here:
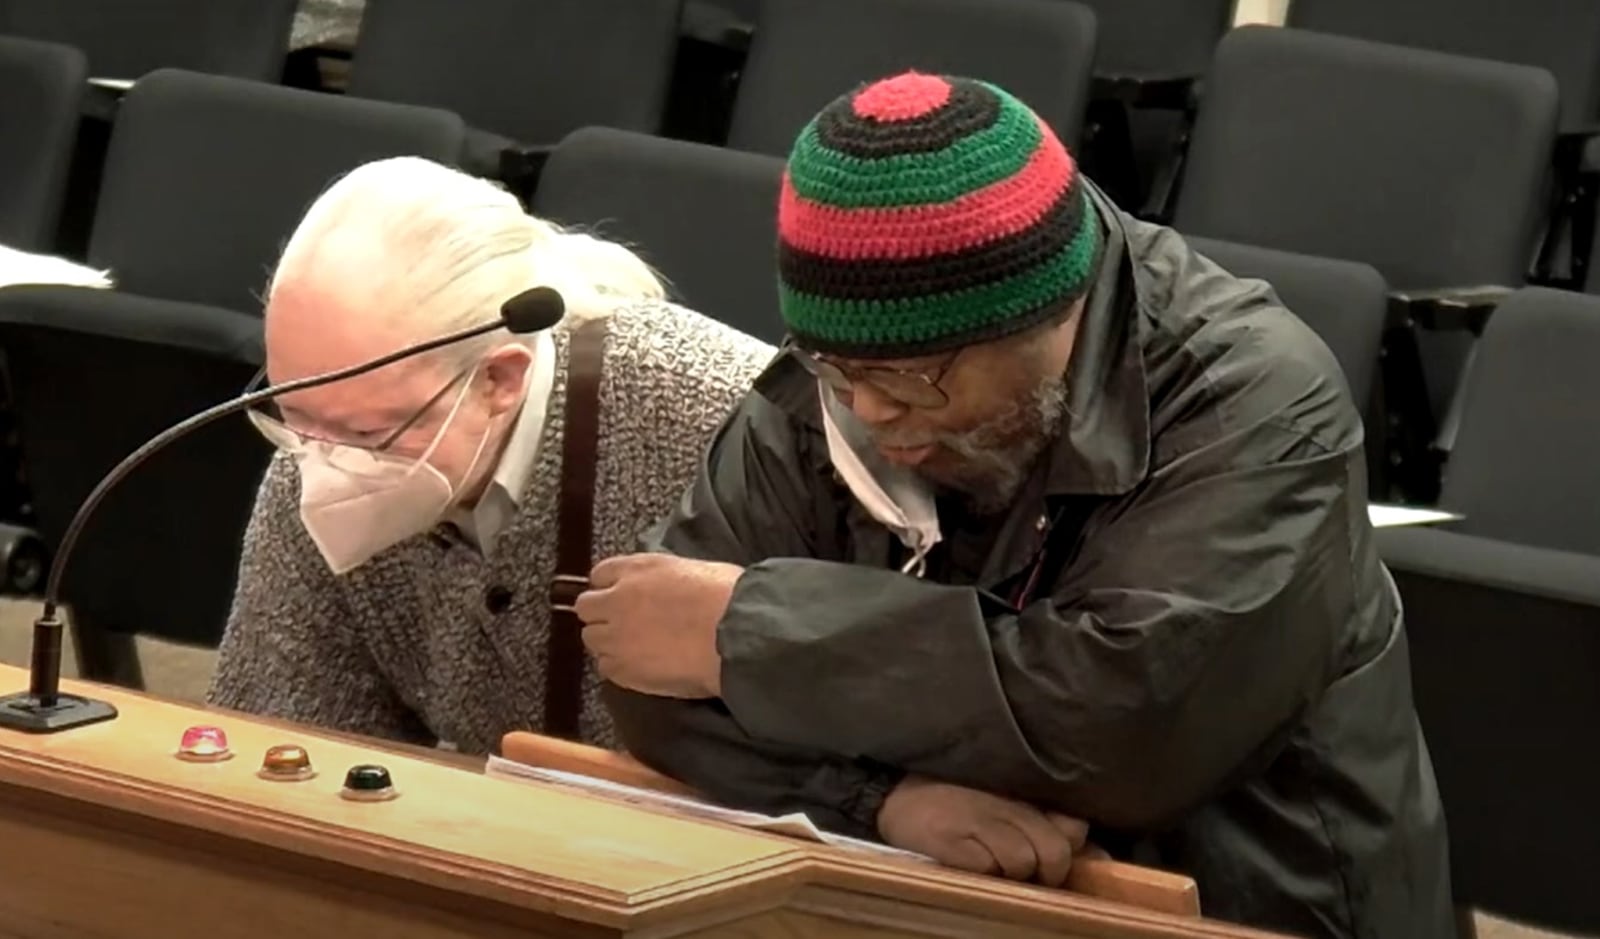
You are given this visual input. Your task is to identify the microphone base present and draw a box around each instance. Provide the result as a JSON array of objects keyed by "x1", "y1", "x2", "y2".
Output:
[{"x1": 0, "y1": 691, "x2": 117, "y2": 733}]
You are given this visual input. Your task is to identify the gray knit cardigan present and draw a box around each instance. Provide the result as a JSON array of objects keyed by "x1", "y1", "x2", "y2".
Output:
[{"x1": 207, "y1": 300, "x2": 776, "y2": 753}]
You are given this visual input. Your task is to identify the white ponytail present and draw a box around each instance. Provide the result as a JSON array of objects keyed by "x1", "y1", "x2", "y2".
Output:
[{"x1": 522, "y1": 215, "x2": 665, "y2": 323}]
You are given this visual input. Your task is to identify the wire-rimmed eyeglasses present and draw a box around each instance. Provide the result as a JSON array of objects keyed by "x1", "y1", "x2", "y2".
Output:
[
  {"x1": 790, "y1": 346, "x2": 962, "y2": 409},
  {"x1": 241, "y1": 364, "x2": 472, "y2": 453}
]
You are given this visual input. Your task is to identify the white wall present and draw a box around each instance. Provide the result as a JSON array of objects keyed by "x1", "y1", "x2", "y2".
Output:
[{"x1": 1233, "y1": 0, "x2": 1290, "y2": 26}]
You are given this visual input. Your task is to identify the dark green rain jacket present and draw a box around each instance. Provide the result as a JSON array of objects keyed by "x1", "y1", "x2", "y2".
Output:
[{"x1": 605, "y1": 188, "x2": 1455, "y2": 939}]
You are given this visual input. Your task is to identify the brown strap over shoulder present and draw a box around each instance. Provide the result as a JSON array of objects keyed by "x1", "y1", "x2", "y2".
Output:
[{"x1": 545, "y1": 315, "x2": 607, "y2": 740}]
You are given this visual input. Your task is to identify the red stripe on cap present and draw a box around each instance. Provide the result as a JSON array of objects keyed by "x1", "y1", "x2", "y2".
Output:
[
  {"x1": 850, "y1": 71, "x2": 952, "y2": 122},
  {"x1": 780, "y1": 122, "x2": 1074, "y2": 260}
]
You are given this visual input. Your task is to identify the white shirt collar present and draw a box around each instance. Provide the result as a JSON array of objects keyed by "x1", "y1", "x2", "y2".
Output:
[{"x1": 448, "y1": 329, "x2": 557, "y2": 554}]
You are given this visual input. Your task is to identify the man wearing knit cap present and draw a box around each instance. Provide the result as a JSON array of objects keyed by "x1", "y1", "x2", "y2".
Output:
[{"x1": 576, "y1": 73, "x2": 1452, "y2": 938}]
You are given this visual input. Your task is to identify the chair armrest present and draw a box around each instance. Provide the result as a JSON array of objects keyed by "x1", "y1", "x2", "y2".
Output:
[
  {"x1": 1551, "y1": 126, "x2": 1600, "y2": 174},
  {"x1": 0, "y1": 285, "x2": 263, "y2": 364},
  {"x1": 499, "y1": 731, "x2": 1201, "y2": 917},
  {"x1": 1386, "y1": 285, "x2": 1512, "y2": 334},
  {"x1": 680, "y1": 0, "x2": 755, "y2": 50},
  {"x1": 1091, "y1": 73, "x2": 1198, "y2": 111},
  {"x1": 500, "y1": 730, "x2": 701, "y2": 796},
  {"x1": 1535, "y1": 128, "x2": 1600, "y2": 290},
  {"x1": 1377, "y1": 527, "x2": 1600, "y2": 608},
  {"x1": 496, "y1": 143, "x2": 557, "y2": 201},
  {"x1": 81, "y1": 78, "x2": 130, "y2": 122}
]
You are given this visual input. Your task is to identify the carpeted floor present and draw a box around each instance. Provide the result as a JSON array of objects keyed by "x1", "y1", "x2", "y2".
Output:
[
  {"x1": 0, "y1": 596, "x2": 215, "y2": 703},
  {"x1": 0, "y1": 597, "x2": 1588, "y2": 939}
]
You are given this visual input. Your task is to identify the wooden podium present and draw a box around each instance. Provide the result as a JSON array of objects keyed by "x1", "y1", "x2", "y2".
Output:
[{"x1": 0, "y1": 665, "x2": 1287, "y2": 938}]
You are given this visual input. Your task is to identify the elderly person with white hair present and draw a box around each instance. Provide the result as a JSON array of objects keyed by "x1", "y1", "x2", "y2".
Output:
[{"x1": 206, "y1": 156, "x2": 774, "y2": 752}]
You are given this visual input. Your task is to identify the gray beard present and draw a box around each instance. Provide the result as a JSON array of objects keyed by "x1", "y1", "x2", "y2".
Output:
[{"x1": 921, "y1": 376, "x2": 1070, "y2": 515}]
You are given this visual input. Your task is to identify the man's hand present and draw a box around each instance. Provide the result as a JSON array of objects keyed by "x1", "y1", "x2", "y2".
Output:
[
  {"x1": 877, "y1": 776, "x2": 1091, "y2": 887},
  {"x1": 575, "y1": 554, "x2": 744, "y2": 699}
]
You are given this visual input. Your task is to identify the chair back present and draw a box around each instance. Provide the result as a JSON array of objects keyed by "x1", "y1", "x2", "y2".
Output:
[
  {"x1": 348, "y1": 0, "x2": 684, "y2": 145},
  {"x1": 1075, "y1": 0, "x2": 1232, "y2": 80},
  {"x1": 728, "y1": 0, "x2": 1097, "y2": 156},
  {"x1": 534, "y1": 127, "x2": 786, "y2": 342},
  {"x1": 1177, "y1": 26, "x2": 1558, "y2": 292},
  {"x1": 0, "y1": 36, "x2": 86, "y2": 252},
  {"x1": 1289, "y1": 0, "x2": 1600, "y2": 130},
  {"x1": 87, "y1": 69, "x2": 466, "y2": 314},
  {"x1": 0, "y1": 0, "x2": 297, "y2": 82},
  {"x1": 1441, "y1": 286, "x2": 1600, "y2": 555}
]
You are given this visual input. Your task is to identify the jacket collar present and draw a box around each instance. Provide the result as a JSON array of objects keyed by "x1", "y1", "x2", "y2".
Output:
[
  {"x1": 1043, "y1": 181, "x2": 1150, "y2": 496},
  {"x1": 755, "y1": 180, "x2": 1152, "y2": 498}
]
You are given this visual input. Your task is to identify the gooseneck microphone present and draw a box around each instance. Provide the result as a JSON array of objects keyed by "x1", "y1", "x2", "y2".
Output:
[{"x1": 0, "y1": 286, "x2": 565, "y2": 733}]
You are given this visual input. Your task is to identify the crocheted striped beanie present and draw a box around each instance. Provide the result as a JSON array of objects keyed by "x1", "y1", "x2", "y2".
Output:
[{"x1": 777, "y1": 72, "x2": 1101, "y2": 359}]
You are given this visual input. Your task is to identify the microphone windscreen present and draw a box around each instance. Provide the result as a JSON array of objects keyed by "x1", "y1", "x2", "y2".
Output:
[{"x1": 501, "y1": 286, "x2": 566, "y2": 334}]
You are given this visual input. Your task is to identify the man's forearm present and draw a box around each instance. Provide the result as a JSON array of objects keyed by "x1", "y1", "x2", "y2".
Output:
[
  {"x1": 713, "y1": 545, "x2": 1346, "y2": 832},
  {"x1": 716, "y1": 559, "x2": 1012, "y2": 765},
  {"x1": 603, "y1": 682, "x2": 903, "y2": 840}
]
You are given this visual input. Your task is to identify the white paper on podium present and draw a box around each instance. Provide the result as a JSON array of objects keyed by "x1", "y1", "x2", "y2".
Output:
[
  {"x1": 485, "y1": 754, "x2": 933, "y2": 864},
  {"x1": 1367, "y1": 504, "x2": 1462, "y2": 528}
]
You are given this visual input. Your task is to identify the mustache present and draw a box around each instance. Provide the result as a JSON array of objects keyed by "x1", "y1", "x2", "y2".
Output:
[
  {"x1": 869, "y1": 410, "x2": 1020, "y2": 453},
  {"x1": 867, "y1": 377, "x2": 1070, "y2": 463},
  {"x1": 871, "y1": 430, "x2": 941, "y2": 449}
]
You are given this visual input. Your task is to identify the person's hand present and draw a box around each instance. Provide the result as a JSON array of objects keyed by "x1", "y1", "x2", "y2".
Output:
[
  {"x1": 877, "y1": 776, "x2": 1091, "y2": 887},
  {"x1": 575, "y1": 554, "x2": 744, "y2": 698}
]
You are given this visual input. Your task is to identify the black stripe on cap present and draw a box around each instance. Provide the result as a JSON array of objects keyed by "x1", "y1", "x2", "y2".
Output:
[{"x1": 812, "y1": 78, "x2": 1001, "y2": 160}]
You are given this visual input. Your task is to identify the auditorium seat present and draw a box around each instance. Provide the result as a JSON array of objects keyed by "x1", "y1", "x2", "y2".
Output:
[
  {"x1": 0, "y1": 0, "x2": 298, "y2": 82},
  {"x1": 1287, "y1": 0, "x2": 1600, "y2": 294},
  {"x1": 0, "y1": 35, "x2": 85, "y2": 253},
  {"x1": 1177, "y1": 25, "x2": 1555, "y2": 311},
  {"x1": 0, "y1": 285, "x2": 269, "y2": 688},
  {"x1": 725, "y1": 0, "x2": 1098, "y2": 157},
  {"x1": 1377, "y1": 287, "x2": 1600, "y2": 937},
  {"x1": 1173, "y1": 25, "x2": 1558, "y2": 500},
  {"x1": 1287, "y1": 0, "x2": 1600, "y2": 133},
  {"x1": 346, "y1": 0, "x2": 683, "y2": 171},
  {"x1": 85, "y1": 68, "x2": 464, "y2": 315},
  {"x1": 533, "y1": 126, "x2": 786, "y2": 343}
]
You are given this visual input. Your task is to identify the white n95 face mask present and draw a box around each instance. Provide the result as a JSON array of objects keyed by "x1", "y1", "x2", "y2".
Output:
[
  {"x1": 818, "y1": 383, "x2": 942, "y2": 576},
  {"x1": 253, "y1": 372, "x2": 492, "y2": 575}
]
